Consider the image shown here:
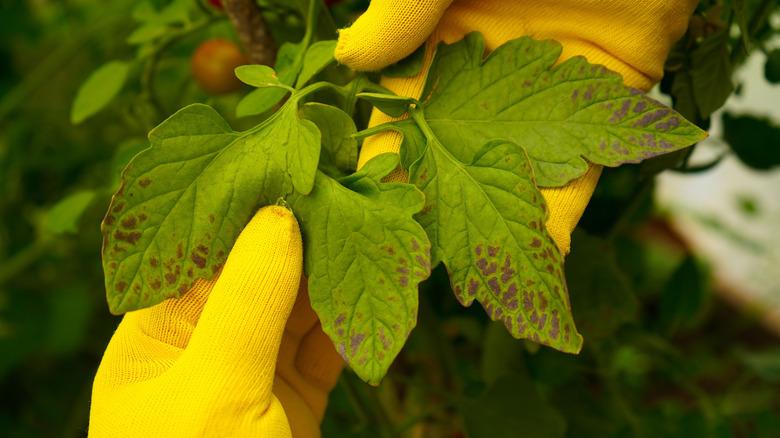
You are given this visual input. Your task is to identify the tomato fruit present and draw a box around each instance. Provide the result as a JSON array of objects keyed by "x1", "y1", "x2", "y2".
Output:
[
  {"x1": 207, "y1": 0, "x2": 224, "y2": 10},
  {"x1": 191, "y1": 39, "x2": 248, "y2": 95}
]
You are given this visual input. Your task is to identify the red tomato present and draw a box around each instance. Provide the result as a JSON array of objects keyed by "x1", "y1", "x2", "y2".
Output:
[{"x1": 191, "y1": 39, "x2": 248, "y2": 95}]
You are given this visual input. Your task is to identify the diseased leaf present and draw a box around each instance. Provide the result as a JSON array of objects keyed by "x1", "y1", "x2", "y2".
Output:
[
  {"x1": 71, "y1": 61, "x2": 130, "y2": 124},
  {"x1": 102, "y1": 102, "x2": 319, "y2": 313},
  {"x1": 296, "y1": 40, "x2": 337, "y2": 88},
  {"x1": 290, "y1": 154, "x2": 431, "y2": 385},
  {"x1": 419, "y1": 33, "x2": 707, "y2": 187},
  {"x1": 301, "y1": 103, "x2": 357, "y2": 177},
  {"x1": 397, "y1": 117, "x2": 582, "y2": 353}
]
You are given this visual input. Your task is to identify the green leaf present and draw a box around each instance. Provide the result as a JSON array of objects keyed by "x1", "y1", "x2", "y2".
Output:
[
  {"x1": 356, "y1": 93, "x2": 416, "y2": 118},
  {"x1": 71, "y1": 61, "x2": 130, "y2": 124},
  {"x1": 566, "y1": 230, "x2": 637, "y2": 340},
  {"x1": 102, "y1": 102, "x2": 320, "y2": 314},
  {"x1": 461, "y1": 373, "x2": 566, "y2": 438},
  {"x1": 417, "y1": 33, "x2": 706, "y2": 187},
  {"x1": 689, "y1": 31, "x2": 733, "y2": 119},
  {"x1": 110, "y1": 138, "x2": 149, "y2": 190},
  {"x1": 126, "y1": 23, "x2": 169, "y2": 45},
  {"x1": 722, "y1": 112, "x2": 780, "y2": 170},
  {"x1": 765, "y1": 49, "x2": 780, "y2": 84},
  {"x1": 301, "y1": 103, "x2": 357, "y2": 177},
  {"x1": 397, "y1": 115, "x2": 583, "y2": 353},
  {"x1": 383, "y1": 44, "x2": 426, "y2": 78},
  {"x1": 43, "y1": 191, "x2": 97, "y2": 235},
  {"x1": 658, "y1": 256, "x2": 709, "y2": 335},
  {"x1": 235, "y1": 65, "x2": 290, "y2": 90},
  {"x1": 738, "y1": 348, "x2": 780, "y2": 382},
  {"x1": 296, "y1": 40, "x2": 337, "y2": 88},
  {"x1": 237, "y1": 42, "x2": 303, "y2": 117},
  {"x1": 289, "y1": 154, "x2": 431, "y2": 385}
]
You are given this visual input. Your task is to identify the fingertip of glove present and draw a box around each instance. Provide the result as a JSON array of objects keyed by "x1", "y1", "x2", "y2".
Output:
[{"x1": 335, "y1": 27, "x2": 386, "y2": 72}]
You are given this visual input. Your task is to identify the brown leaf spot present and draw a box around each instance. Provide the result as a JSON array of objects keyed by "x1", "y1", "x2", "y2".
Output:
[
  {"x1": 192, "y1": 253, "x2": 206, "y2": 269},
  {"x1": 116, "y1": 281, "x2": 127, "y2": 292},
  {"x1": 138, "y1": 178, "x2": 151, "y2": 188},
  {"x1": 149, "y1": 257, "x2": 158, "y2": 268},
  {"x1": 350, "y1": 334, "x2": 365, "y2": 353},
  {"x1": 550, "y1": 310, "x2": 560, "y2": 339},
  {"x1": 530, "y1": 238, "x2": 542, "y2": 248},
  {"x1": 114, "y1": 230, "x2": 142, "y2": 245},
  {"x1": 208, "y1": 214, "x2": 215, "y2": 224},
  {"x1": 150, "y1": 279, "x2": 161, "y2": 290},
  {"x1": 468, "y1": 279, "x2": 479, "y2": 296},
  {"x1": 488, "y1": 278, "x2": 500, "y2": 296},
  {"x1": 121, "y1": 216, "x2": 137, "y2": 229}
]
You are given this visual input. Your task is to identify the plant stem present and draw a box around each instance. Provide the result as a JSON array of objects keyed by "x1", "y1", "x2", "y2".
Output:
[{"x1": 223, "y1": 0, "x2": 277, "y2": 64}]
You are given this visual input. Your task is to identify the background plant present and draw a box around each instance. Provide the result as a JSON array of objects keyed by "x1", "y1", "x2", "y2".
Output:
[{"x1": 1, "y1": 0, "x2": 779, "y2": 436}]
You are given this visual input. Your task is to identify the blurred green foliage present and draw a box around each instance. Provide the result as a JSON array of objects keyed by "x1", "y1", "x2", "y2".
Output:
[{"x1": 1, "y1": 0, "x2": 779, "y2": 436}]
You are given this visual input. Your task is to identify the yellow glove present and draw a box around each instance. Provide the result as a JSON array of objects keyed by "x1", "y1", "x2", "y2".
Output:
[
  {"x1": 90, "y1": 206, "x2": 343, "y2": 437},
  {"x1": 336, "y1": 0, "x2": 697, "y2": 254}
]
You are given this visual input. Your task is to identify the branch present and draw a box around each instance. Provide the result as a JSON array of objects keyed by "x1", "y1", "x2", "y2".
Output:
[{"x1": 223, "y1": 0, "x2": 277, "y2": 65}]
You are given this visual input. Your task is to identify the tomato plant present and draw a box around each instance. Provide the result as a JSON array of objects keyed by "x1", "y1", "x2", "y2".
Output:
[{"x1": 2, "y1": 0, "x2": 780, "y2": 436}]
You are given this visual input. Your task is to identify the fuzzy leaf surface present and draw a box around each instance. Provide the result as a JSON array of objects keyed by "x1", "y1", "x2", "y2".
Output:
[
  {"x1": 102, "y1": 103, "x2": 319, "y2": 313},
  {"x1": 420, "y1": 33, "x2": 707, "y2": 187},
  {"x1": 398, "y1": 119, "x2": 582, "y2": 353},
  {"x1": 290, "y1": 154, "x2": 431, "y2": 384}
]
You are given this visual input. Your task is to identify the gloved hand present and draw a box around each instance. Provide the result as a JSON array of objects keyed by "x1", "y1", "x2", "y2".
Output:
[
  {"x1": 90, "y1": 206, "x2": 343, "y2": 437},
  {"x1": 336, "y1": 0, "x2": 697, "y2": 254}
]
